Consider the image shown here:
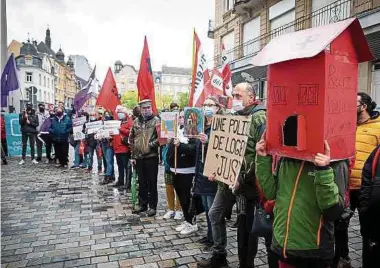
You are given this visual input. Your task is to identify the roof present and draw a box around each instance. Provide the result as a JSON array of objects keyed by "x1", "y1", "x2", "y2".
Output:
[
  {"x1": 162, "y1": 65, "x2": 191, "y2": 75},
  {"x1": 20, "y1": 42, "x2": 38, "y2": 56},
  {"x1": 252, "y1": 18, "x2": 374, "y2": 66},
  {"x1": 37, "y1": 41, "x2": 56, "y2": 58}
]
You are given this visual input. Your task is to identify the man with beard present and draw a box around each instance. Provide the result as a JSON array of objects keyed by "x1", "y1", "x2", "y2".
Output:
[
  {"x1": 333, "y1": 92, "x2": 380, "y2": 268},
  {"x1": 129, "y1": 99, "x2": 160, "y2": 217}
]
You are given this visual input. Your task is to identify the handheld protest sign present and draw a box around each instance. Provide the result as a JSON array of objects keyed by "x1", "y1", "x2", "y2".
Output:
[
  {"x1": 73, "y1": 117, "x2": 87, "y2": 141},
  {"x1": 203, "y1": 115, "x2": 251, "y2": 186},
  {"x1": 252, "y1": 18, "x2": 373, "y2": 161},
  {"x1": 184, "y1": 107, "x2": 204, "y2": 137},
  {"x1": 160, "y1": 112, "x2": 178, "y2": 139}
]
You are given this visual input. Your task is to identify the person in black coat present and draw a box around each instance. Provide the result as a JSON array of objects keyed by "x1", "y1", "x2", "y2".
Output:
[
  {"x1": 19, "y1": 103, "x2": 39, "y2": 164},
  {"x1": 359, "y1": 145, "x2": 380, "y2": 268},
  {"x1": 167, "y1": 110, "x2": 198, "y2": 236}
]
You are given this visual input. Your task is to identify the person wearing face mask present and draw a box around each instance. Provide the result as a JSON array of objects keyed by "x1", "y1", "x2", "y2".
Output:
[
  {"x1": 167, "y1": 109, "x2": 198, "y2": 234},
  {"x1": 49, "y1": 107, "x2": 72, "y2": 168},
  {"x1": 19, "y1": 103, "x2": 39, "y2": 165},
  {"x1": 129, "y1": 99, "x2": 160, "y2": 217},
  {"x1": 193, "y1": 97, "x2": 220, "y2": 250},
  {"x1": 36, "y1": 103, "x2": 50, "y2": 162},
  {"x1": 112, "y1": 105, "x2": 133, "y2": 188},
  {"x1": 37, "y1": 108, "x2": 56, "y2": 164},
  {"x1": 85, "y1": 112, "x2": 102, "y2": 173},
  {"x1": 333, "y1": 92, "x2": 380, "y2": 268},
  {"x1": 100, "y1": 110, "x2": 115, "y2": 184}
]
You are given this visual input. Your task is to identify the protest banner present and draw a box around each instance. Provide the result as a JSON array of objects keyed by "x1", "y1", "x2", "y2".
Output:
[
  {"x1": 184, "y1": 107, "x2": 204, "y2": 137},
  {"x1": 103, "y1": 120, "x2": 121, "y2": 135},
  {"x1": 73, "y1": 117, "x2": 87, "y2": 141},
  {"x1": 5, "y1": 113, "x2": 46, "y2": 157},
  {"x1": 160, "y1": 112, "x2": 178, "y2": 139},
  {"x1": 203, "y1": 115, "x2": 251, "y2": 186},
  {"x1": 86, "y1": 121, "x2": 103, "y2": 134}
]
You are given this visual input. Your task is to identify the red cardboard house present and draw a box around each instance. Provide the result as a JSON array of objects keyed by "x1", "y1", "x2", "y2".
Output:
[{"x1": 252, "y1": 18, "x2": 373, "y2": 161}]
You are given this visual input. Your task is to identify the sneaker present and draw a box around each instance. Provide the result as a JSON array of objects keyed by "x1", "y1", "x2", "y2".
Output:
[
  {"x1": 197, "y1": 254, "x2": 228, "y2": 268},
  {"x1": 2, "y1": 159, "x2": 8, "y2": 165},
  {"x1": 32, "y1": 159, "x2": 38, "y2": 164},
  {"x1": 19, "y1": 159, "x2": 25, "y2": 165},
  {"x1": 180, "y1": 223, "x2": 198, "y2": 235},
  {"x1": 147, "y1": 209, "x2": 156, "y2": 217},
  {"x1": 55, "y1": 164, "x2": 61, "y2": 168},
  {"x1": 175, "y1": 222, "x2": 187, "y2": 232},
  {"x1": 174, "y1": 211, "x2": 183, "y2": 220},
  {"x1": 163, "y1": 210, "x2": 175, "y2": 219},
  {"x1": 70, "y1": 165, "x2": 79, "y2": 169},
  {"x1": 45, "y1": 159, "x2": 50, "y2": 164}
]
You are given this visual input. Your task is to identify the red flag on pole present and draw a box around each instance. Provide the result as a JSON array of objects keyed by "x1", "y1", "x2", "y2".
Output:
[
  {"x1": 221, "y1": 44, "x2": 233, "y2": 108},
  {"x1": 96, "y1": 68, "x2": 120, "y2": 116},
  {"x1": 189, "y1": 30, "x2": 208, "y2": 107},
  {"x1": 137, "y1": 36, "x2": 157, "y2": 114}
]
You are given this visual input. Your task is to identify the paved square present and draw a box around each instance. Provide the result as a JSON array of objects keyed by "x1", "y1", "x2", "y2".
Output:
[{"x1": 1, "y1": 158, "x2": 363, "y2": 267}]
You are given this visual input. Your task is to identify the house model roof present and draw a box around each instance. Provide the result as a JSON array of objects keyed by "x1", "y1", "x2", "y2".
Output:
[{"x1": 252, "y1": 18, "x2": 373, "y2": 66}]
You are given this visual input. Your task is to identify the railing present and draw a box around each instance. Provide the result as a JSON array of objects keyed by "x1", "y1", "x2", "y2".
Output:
[{"x1": 212, "y1": 0, "x2": 377, "y2": 68}]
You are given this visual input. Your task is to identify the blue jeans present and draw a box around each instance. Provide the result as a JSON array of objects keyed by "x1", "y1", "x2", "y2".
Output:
[
  {"x1": 102, "y1": 143, "x2": 114, "y2": 176},
  {"x1": 73, "y1": 142, "x2": 80, "y2": 166},
  {"x1": 202, "y1": 195, "x2": 215, "y2": 242},
  {"x1": 88, "y1": 146, "x2": 102, "y2": 170}
]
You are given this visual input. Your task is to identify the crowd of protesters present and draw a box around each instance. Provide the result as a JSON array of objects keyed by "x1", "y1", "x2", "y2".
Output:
[{"x1": 1, "y1": 85, "x2": 379, "y2": 268}]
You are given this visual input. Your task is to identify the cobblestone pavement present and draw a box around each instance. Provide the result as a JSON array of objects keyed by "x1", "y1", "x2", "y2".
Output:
[{"x1": 1, "y1": 158, "x2": 363, "y2": 268}]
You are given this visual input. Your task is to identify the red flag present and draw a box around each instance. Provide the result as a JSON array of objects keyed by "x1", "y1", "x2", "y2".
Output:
[
  {"x1": 189, "y1": 30, "x2": 209, "y2": 107},
  {"x1": 221, "y1": 44, "x2": 233, "y2": 108},
  {"x1": 137, "y1": 36, "x2": 157, "y2": 114},
  {"x1": 96, "y1": 68, "x2": 121, "y2": 116}
]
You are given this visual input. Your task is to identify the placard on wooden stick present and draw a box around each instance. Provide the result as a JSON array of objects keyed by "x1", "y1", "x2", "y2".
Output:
[{"x1": 203, "y1": 115, "x2": 251, "y2": 186}]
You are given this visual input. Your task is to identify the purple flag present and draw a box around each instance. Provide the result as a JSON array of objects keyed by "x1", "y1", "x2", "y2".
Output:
[
  {"x1": 1, "y1": 54, "x2": 20, "y2": 108},
  {"x1": 39, "y1": 117, "x2": 52, "y2": 134},
  {"x1": 73, "y1": 66, "x2": 96, "y2": 112}
]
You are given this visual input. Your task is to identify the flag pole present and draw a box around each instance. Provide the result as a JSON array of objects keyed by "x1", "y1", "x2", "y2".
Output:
[
  {"x1": 201, "y1": 107, "x2": 205, "y2": 163},
  {"x1": 174, "y1": 113, "x2": 178, "y2": 174}
]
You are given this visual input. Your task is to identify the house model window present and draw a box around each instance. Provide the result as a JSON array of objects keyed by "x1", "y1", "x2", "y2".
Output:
[{"x1": 283, "y1": 115, "x2": 306, "y2": 151}]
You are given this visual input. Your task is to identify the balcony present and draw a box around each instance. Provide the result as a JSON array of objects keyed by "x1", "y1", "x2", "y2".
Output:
[
  {"x1": 212, "y1": 0, "x2": 379, "y2": 70},
  {"x1": 234, "y1": 0, "x2": 263, "y2": 16}
]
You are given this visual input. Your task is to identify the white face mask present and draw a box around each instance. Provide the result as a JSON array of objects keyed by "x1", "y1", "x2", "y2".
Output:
[{"x1": 232, "y1": 100, "x2": 244, "y2": 111}]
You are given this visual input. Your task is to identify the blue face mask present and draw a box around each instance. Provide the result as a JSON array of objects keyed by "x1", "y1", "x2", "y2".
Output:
[
  {"x1": 117, "y1": 113, "x2": 125, "y2": 120},
  {"x1": 204, "y1": 107, "x2": 215, "y2": 118},
  {"x1": 104, "y1": 115, "x2": 111, "y2": 120}
]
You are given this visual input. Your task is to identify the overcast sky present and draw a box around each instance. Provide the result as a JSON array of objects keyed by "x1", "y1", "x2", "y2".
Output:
[{"x1": 7, "y1": 0, "x2": 215, "y2": 82}]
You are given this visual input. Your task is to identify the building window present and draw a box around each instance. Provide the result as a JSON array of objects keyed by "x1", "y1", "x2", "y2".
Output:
[
  {"x1": 39, "y1": 74, "x2": 42, "y2": 85},
  {"x1": 243, "y1": 17, "x2": 261, "y2": 56},
  {"x1": 44, "y1": 76, "x2": 46, "y2": 87},
  {"x1": 222, "y1": 31, "x2": 235, "y2": 61},
  {"x1": 44, "y1": 92, "x2": 47, "y2": 102},
  {"x1": 26, "y1": 72, "x2": 33, "y2": 83},
  {"x1": 224, "y1": 0, "x2": 233, "y2": 12},
  {"x1": 269, "y1": 0, "x2": 296, "y2": 37},
  {"x1": 47, "y1": 78, "x2": 50, "y2": 88}
]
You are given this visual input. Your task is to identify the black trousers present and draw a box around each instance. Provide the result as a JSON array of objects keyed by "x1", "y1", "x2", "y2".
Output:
[
  {"x1": 136, "y1": 157, "x2": 159, "y2": 210},
  {"x1": 363, "y1": 237, "x2": 380, "y2": 268},
  {"x1": 333, "y1": 189, "x2": 360, "y2": 267},
  {"x1": 237, "y1": 200, "x2": 277, "y2": 268},
  {"x1": 2, "y1": 139, "x2": 7, "y2": 156},
  {"x1": 37, "y1": 134, "x2": 53, "y2": 160},
  {"x1": 53, "y1": 141, "x2": 69, "y2": 165},
  {"x1": 22, "y1": 133, "x2": 36, "y2": 160},
  {"x1": 173, "y1": 173, "x2": 195, "y2": 224},
  {"x1": 116, "y1": 153, "x2": 130, "y2": 185}
]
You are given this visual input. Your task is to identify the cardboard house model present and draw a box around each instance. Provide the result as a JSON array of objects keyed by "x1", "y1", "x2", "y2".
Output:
[{"x1": 252, "y1": 18, "x2": 373, "y2": 161}]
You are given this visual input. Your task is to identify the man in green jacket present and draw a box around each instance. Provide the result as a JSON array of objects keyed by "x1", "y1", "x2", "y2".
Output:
[{"x1": 255, "y1": 138, "x2": 349, "y2": 267}]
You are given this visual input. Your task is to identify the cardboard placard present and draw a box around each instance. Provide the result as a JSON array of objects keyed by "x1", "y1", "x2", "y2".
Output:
[
  {"x1": 184, "y1": 107, "x2": 204, "y2": 136},
  {"x1": 160, "y1": 112, "x2": 178, "y2": 139},
  {"x1": 203, "y1": 115, "x2": 251, "y2": 186},
  {"x1": 103, "y1": 120, "x2": 121, "y2": 135},
  {"x1": 86, "y1": 121, "x2": 103, "y2": 134},
  {"x1": 73, "y1": 117, "x2": 87, "y2": 141}
]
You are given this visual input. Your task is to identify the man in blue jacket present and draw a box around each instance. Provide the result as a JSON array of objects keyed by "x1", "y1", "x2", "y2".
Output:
[{"x1": 49, "y1": 107, "x2": 72, "y2": 168}]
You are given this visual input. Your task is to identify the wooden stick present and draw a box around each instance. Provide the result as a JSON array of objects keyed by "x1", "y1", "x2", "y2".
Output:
[{"x1": 201, "y1": 108, "x2": 205, "y2": 163}]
